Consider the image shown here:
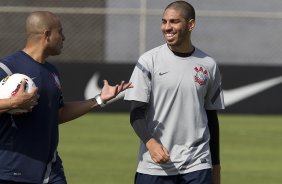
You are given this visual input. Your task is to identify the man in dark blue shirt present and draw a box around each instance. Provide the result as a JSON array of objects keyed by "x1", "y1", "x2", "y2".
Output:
[{"x1": 0, "y1": 11, "x2": 132, "y2": 184}]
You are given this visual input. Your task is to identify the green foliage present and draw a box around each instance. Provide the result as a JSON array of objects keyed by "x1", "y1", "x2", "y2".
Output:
[{"x1": 59, "y1": 113, "x2": 282, "y2": 184}]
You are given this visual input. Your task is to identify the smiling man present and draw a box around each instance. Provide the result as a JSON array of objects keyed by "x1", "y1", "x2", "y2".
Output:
[{"x1": 124, "y1": 1, "x2": 225, "y2": 184}]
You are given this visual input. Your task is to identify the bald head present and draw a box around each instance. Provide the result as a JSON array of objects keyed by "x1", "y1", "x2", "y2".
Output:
[{"x1": 25, "y1": 11, "x2": 59, "y2": 39}]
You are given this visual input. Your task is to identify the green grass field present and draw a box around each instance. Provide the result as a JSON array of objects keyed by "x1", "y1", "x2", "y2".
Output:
[{"x1": 58, "y1": 113, "x2": 282, "y2": 184}]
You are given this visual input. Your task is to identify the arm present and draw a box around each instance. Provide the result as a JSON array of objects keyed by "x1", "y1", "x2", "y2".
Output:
[
  {"x1": 130, "y1": 101, "x2": 170, "y2": 163},
  {"x1": 206, "y1": 110, "x2": 220, "y2": 184},
  {"x1": 58, "y1": 99, "x2": 99, "y2": 124},
  {"x1": 58, "y1": 80, "x2": 132, "y2": 124}
]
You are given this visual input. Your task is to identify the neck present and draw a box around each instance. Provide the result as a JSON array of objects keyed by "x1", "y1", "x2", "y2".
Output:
[
  {"x1": 168, "y1": 40, "x2": 194, "y2": 54},
  {"x1": 168, "y1": 44, "x2": 194, "y2": 54},
  {"x1": 171, "y1": 47, "x2": 195, "y2": 57},
  {"x1": 22, "y1": 47, "x2": 46, "y2": 64}
]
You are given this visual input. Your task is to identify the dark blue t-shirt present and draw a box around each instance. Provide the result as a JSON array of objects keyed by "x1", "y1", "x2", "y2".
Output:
[{"x1": 0, "y1": 51, "x2": 64, "y2": 183}]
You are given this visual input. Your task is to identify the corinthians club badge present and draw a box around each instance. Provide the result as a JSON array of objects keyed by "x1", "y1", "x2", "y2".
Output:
[{"x1": 194, "y1": 67, "x2": 207, "y2": 85}]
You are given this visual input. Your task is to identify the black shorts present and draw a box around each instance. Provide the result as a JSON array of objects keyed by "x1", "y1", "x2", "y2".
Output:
[
  {"x1": 0, "y1": 180, "x2": 66, "y2": 184},
  {"x1": 0, "y1": 156, "x2": 67, "y2": 184},
  {"x1": 135, "y1": 169, "x2": 212, "y2": 184},
  {"x1": 47, "y1": 156, "x2": 67, "y2": 184},
  {"x1": 0, "y1": 180, "x2": 29, "y2": 184}
]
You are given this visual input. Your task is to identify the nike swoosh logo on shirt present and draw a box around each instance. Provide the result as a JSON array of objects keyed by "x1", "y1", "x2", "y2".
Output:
[
  {"x1": 84, "y1": 73, "x2": 282, "y2": 107},
  {"x1": 159, "y1": 72, "x2": 169, "y2": 75}
]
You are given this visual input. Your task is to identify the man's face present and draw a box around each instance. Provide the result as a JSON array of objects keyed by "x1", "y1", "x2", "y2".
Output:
[
  {"x1": 161, "y1": 8, "x2": 193, "y2": 51},
  {"x1": 46, "y1": 20, "x2": 65, "y2": 56}
]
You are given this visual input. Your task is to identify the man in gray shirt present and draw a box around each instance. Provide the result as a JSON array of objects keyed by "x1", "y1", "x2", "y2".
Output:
[{"x1": 124, "y1": 1, "x2": 224, "y2": 184}]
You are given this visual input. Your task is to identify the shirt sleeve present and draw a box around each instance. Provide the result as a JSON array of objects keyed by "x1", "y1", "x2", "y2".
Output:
[
  {"x1": 0, "y1": 61, "x2": 11, "y2": 80},
  {"x1": 205, "y1": 64, "x2": 225, "y2": 110},
  {"x1": 124, "y1": 57, "x2": 152, "y2": 103},
  {"x1": 0, "y1": 70, "x2": 7, "y2": 81}
]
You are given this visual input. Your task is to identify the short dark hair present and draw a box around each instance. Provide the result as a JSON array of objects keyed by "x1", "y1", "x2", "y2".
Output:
[{"x1": 165, "y1": 1, "x2": 195, "y2": 20}]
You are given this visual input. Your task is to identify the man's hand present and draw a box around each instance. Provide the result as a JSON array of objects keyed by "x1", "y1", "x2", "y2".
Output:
[
  {"x1": 146, "y1": 138, "x2": 170, "y2": 164},
  {"x1": 100, "y1": 80, "x2": 133, "y2": 103},
  {"x1": 10, "y1": 80, "x2": 39, "y2": 112}
]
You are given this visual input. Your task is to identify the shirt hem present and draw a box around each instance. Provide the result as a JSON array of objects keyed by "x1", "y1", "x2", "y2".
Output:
[{"x1": 136, "y1": 163, "x2": 211, "y2": 176}]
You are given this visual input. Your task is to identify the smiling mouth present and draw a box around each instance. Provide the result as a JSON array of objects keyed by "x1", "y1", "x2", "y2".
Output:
[
  {"x1": 165, "y1": 33, "x2": 174, "y2": 37},
  {"x1": 164, "y1": 33, "x2": 176, "y2": 41}
]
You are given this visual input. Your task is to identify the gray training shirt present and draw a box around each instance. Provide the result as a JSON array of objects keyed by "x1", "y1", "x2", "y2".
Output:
[{"x1": 124, "y1": 44, "x2": 225, "y2": 175}]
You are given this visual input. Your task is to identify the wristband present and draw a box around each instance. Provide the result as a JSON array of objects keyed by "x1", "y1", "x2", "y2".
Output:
[{"x1": 94, "y1": 94, "x2": 106, "y2": 107}]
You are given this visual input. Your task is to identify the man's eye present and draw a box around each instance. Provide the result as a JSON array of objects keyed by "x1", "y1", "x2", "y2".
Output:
[{"x1": 170, "y1": 20, "x2": 179, "y2": 24}]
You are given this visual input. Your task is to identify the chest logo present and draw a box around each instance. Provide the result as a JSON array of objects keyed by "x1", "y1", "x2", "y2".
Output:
[
  {"x1": 159, "y1": 71, "x2": 169, "y2": 76},
  {"x1": 194, "y1": 67, "x2": 207, "y2": 86}
]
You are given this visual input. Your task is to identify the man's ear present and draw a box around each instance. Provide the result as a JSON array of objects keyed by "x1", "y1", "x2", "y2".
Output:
[
  {"x1": 43, "y1": 30, "x2": 51, "y2": 40},
  {"x1": 188, "y1": 19, "x2": 195, "y2": 31}
]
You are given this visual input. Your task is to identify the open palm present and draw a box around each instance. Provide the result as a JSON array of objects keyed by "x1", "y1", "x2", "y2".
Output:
[{"x1": 100, "y1": 80, "x2": 133, "y2": 103}]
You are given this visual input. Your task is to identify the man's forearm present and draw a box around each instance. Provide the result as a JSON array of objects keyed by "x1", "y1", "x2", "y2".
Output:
[
  {"x1": 130, "y1": 101, "x2": 153, "y2": 144},
  {"x1": 207, "y1": 110, "x2": 220, "y2": 165},
  {"x1": 132, "y1": 118, "x2": 153, "y2": 144}
]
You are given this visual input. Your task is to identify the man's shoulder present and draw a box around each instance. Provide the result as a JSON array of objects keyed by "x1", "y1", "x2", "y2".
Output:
[
  {"x1": 0, "y1": 51, "x2": 21, "y2": 63},
  {"x1": 138, "y1": 44, "x2": 167, "y2": 66},
  {"x1": 0, "y1": 51, "x2": 28, "y2": 69},
  {"x1": 141, "y1": 44, "x2": 166, "y2": 58},
  {"x1": 194, "y1": 48, "x2": 211, "y2": 58},
  {"x1": 0, "y1": 51, "x2": 23, "y2": 76},
  {"x1": 194, "y1": 47, "x2": 217, "y2": 65}
]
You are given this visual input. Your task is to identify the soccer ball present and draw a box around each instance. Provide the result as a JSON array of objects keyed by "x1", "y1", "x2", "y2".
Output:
[{"x1": 0, "y1": 73, "x2": 36, "y2": 114}]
